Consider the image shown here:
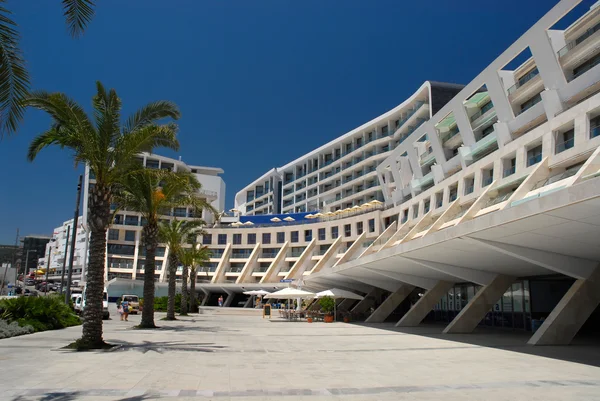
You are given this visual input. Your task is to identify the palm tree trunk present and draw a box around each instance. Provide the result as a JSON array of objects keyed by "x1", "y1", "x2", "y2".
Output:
[
  {"x1": 189, "y1": 267, "x2": 197, "y2": 313},
  {"x1": 180, "y1": 265, "x2": 189, "y2": 315},
  {"x1": 140, "y1": 223, "x2": 158, "y2": 328},
  {"x1": 79, "y1": 185, "x2": 111, "y2": 349},
  {"x1": 166, "y1": 252, "x2": 178, "y2": 320}
]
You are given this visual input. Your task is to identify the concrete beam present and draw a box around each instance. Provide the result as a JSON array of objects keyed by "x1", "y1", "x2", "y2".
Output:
[
  {"x1": 223, "y1": 289, "x2": 235, "y2": 307},
  {"x1": 463, "y1": 237, "x2": 598, "y2": 280},
  {"x1": 337, "y1": 270, "x2": 401, "y2": 292},
  {"x1": 443, "y1": 275, "x2": 514, "y2": 334},
  {"x1": 351, "y1": 288, "x2": 382, "y2": 314},
  {"x1": 338, "y1": 298, "x2": 358, "y2": 311},
  {"x1": 365, "y1": 267, "x2": 439, "y2": 290},
  {"x1": 528, "y1": 264, "x2": 600, "y2": 345},
  {"x1": 365, "y1": 285, "x2": 415, "y2": 323},
  {"x1": 401, "y1": 257, "x2": 497, "y2": 286},
  {"x1": 396, "y1": 281, "x2": 454, "y2": 327}
]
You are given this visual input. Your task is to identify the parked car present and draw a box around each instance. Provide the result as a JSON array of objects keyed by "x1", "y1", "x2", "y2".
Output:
[
  {"x1": 23, "y1": 289, "x2": 38, "y2": 297},
  {"x1": 71, "y1": 294, "x2": 83, "y2": 314},
  {"x1": 82, "y1": 287, "x2": 110, "y2": 319},
  {"x1": 24, "y1": 279, "x2": 36, "y2": 286},
  {"x1": 121, "y1": 295, "x2": 140, "y2": 314}
]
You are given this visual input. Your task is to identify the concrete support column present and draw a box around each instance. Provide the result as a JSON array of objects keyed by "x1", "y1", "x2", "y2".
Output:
[
  {"x1": 494, "y1": 122, "x2": 512, "y2": 148},
  {"x1": 338, "y1": 298, "x2": 358, "y2": 311},
  {"x1": 541, "y1": 89, "x2": 564, "y2": 120},
  {"x1": 201, "y1": 291, "x2": 210, "y2": 306},
  {"x1": 223, "y1": 290, "x2": 235, "y2": 307},
  {"x1": 484, "y1": 70, "x2": 514, "y2": 123},
  {"x1": 396, "y1": 281, "x2": 453, "y2": 327},
  {"x1": 351, "y1": 288, "x2": 382, "y2": 315},
  {"x1": 528, "y1": 265, "x2": 600, "y2": 345},
  {"x1": 443, "y1": 275, "x2": 514, "y2": 334},
  {"x1": 365, "y1": 285, "x2": 415, "y2": 323},
  {"x1": 243, "y1": 296, "x2": 252, "y2": 308}
]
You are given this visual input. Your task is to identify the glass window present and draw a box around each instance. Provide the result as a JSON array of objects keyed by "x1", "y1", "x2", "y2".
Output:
[
  {"x1": 203, "y1": 234, "x2": 212, "y2": 245},
  {"x1": 218, "y1": 234, "x2": 227, "y2": 245},
  {"x1": 318, "y1": 228, "x2": 326, "y2": 241},
  {"x1": 304, "y1": 230, "x2": 312, "y2": 241},
  {"x1": 247, "y1": 233, "x2": 256, "y2": 245},
  {"x1": 233, "y1": 233, "x2": 242, "y2": 245},
  {"x1": 331, "y1": 226, "x2": 339, "y2": 239},
  {"x1": 108, "y1": 229, "x2": 119, "y2": 241},
  {"x1": 125, "y1": 230, "x2": 136, "y2": 242},
  {"x1": 107, "y1": 244, "x2": 135, "y2": 256},
  {"x1": 356, "y1": 222, "x2": 363, "y2": 235},
  {"x1": 291, "y1": 231, "x2": 299, "y2": 243},
  {"x1": 277, "y1": 232, "x2": 285, "y2": 244},
  {"x1": 140, "y1": 217, "x2": 148, "y2": 227},
  {"x1": 262, "y1": 233, "x2": 271, "y2": 244},
  {"x1": 344, "y1": 224, "x2": 351, "y2": 237},
  {"x1": 368, "y1": 219, "x2": 375, "y2": 233},
  {"x1": 124, "y1": 216, "x2": 139, "y2": 226}
]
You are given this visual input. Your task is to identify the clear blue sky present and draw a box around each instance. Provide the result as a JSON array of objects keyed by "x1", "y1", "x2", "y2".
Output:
[{"x1": 0, "y1": 0, "x2": 588, "y2": 243}]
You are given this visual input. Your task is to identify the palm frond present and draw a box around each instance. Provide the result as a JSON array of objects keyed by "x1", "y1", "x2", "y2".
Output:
[
  {"x1": 0, "y1": 3, "x2": 30, "y2": 136},
  {"x1": 123, "y1": 100, "x2": 181, "y2": 134},
  {"x1": 93, "y1": 81, "x2": 121, "y2": 153},
  {"x1": 62, "y1": 0, "x2": 95, "y2": 38}
]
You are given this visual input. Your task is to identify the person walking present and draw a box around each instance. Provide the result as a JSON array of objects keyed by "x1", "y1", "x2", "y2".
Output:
[
  {"x1": 118, "y1": 302, "x2": 124, "y2": 320},
  {"x1": 122, "y1": 299, "x2": 130, "y2": 321},
  {"x1": 218, "y1": 295, "x2": 223, "y2": 307}
]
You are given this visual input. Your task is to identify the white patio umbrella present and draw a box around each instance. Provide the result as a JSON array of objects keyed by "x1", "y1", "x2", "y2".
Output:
[
  {"x1": 243, "y1": 289, "x2": 271, "y2": 308},
  {"x1": 264, "y1": 287, "x2": 315, "y2": 314},
  {"x1": 270, "y1": 217, "x2": 282, "y2": 222},
  {"x1": 313, "y1": 212, "x2": 324, "y2": 218},
  {"x1": 305, "y1": 214, "x2": 316, "y2": 219},
  {"x1": 283, "y1": 216, "x2": 295, "y2": 222},
  {"x1": 244, "y1": 221, "x2": 254, "y2": 226},
  {"x1": 370, "y1": 200, "x2": 383, "y2": 206},
  {"x1": 231, "y1": 221, "x2": 242, "y2": 227},
  {"x1": 315, "y1": 288, "x2": 364, "y2": 322}
]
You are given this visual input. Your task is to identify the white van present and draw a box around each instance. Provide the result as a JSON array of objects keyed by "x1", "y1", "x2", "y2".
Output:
[
  {"x1": 71, "y1": 294, "x2": 83, "y2": 314},
  {"x1": 82, "y1": 286, "x2": 110, "y2": 320}
]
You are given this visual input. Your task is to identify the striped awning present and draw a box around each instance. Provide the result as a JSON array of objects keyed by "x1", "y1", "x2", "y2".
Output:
[{"x1": 464, "y1": 92, "x2": 489, "y2": 107}]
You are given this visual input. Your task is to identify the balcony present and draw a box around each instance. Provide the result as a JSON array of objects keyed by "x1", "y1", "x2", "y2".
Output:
[
  {"x1": 555, "y1": 137, "x2": 575, "y2": 153},
  {"x1": 508, "y1": 71, "x2": 543, "y2": 106},
  {"x1": 470, "y1": 132, "x2": 498, "y2": 159},
  {"x1": 470, "y1": 108, "x2": 497, "y2": 132},
  {"x1": 527, "y1": 153, "x2": 542, "y2": 167},
  {"x1": 558, "y1": 23, "x2": 600, "y2": 71},
  {"x1": 441, "y1": 128, "x2": 462, "y2": 149},
  {"x1": 419, "y1": 150, "x2": 435, "y2": 166}
]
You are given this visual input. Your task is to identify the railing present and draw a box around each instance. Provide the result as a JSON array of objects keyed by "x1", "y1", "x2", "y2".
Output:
[
  {"x1": 261, "y1": 251, "x2": 279, "y2": 258},
  {"x1": 573, "y1": 56, "x2": 600, "y2": 81},
  {"x1": 198, "y1": 189, "x2": 218, "y2": 198},
  {"x1": 503, "y1": 166, "x2": 516, "y2": 177},
  {"x1": 464, "y1": 185, "x2": 474, "y2": 195},
  {"x1": 288, "y1": 249, "x2": 305, "y2": 257},
  {"x1": 441, "y1": 128, "x2": 460, "y2": 143},
  {"x1": 482, "y1": 176, "x2": 494, "y2": 187},
  {"x1": 558, "y1": 23, "x2": 600, "y2": 57},
  {"x1": 507, "y1": 69, "x2": 539, "y2": 95},
  {"x1": 254, "y1": 266, "x2": 269, "y2": 273},
  {"x1": 226, "y1": 267, "x2": 244, "y2": 273},
  {"x1": 485, "y1": 192, "x2": 513, "y2": 208},
  {"x1": 591, "y1": 125, "x2": 600, "y2": 139},
  {"x1": 449, "y1": 193, "x2": 458, "y2": 202},
  {"x1": 527, "y1": 153, "x2": 542, "y2": 167},
  {"x1": 555, "y1": 137, "x2": 575, "y2": 153},
  {"x1": 231, "y1": 251, "x2": 253, "y2": 259}
]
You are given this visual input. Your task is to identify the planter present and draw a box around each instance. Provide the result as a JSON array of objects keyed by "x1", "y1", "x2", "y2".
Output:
[
  {"x1": 307, "y1": 318, "x2": 313, "y2": 323},
  {"x1": 324, "y1": 314, "x2": 334, "y2": 323},
  {"x1": 343, "y1": 317, "x2": 350, "y2": 323}
]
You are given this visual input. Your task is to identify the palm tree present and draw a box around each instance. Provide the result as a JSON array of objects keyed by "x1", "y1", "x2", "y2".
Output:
[
  {"x1": 187, "y1": 246, "x2": 211, "y2": 313},
  {"x1": 116, "y1": 169, "x2": 213, "y2": 327},
  {"x1": 26, "y1": 81, "x2": 180, "y2": 348},
  {"x1": 159, "y1": 219, "x2": 207, "y2": 320},
  {"x1": 0, "y1": 0, "x2": 95, "y2": 136}
]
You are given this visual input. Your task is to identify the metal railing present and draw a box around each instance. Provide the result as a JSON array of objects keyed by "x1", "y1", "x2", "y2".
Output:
[
  {"x1": 503, "y1": 166, "x2": 516, "y2": 177},
  {"x1": 555, "y1": 137, "x2": 575, "y2": 153},
  {"x1": 527, "y1": 153, "x2": 542, "y2": 167},
  {"x1": 558, "y1": 23, "x2": 600, "y2": 57},
  {"x1": 507, "y1": 68, "x2": 539, "y2": 95},
  {"x1": 482, "y1": 176, "x2": 494, "y2": 187}
]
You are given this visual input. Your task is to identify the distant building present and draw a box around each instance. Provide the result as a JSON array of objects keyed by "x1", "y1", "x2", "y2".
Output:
[{"x1": 21, "y1": 235, "x2": 51, "y2": 273}]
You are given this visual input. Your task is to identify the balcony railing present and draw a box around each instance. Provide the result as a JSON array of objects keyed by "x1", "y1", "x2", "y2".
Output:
[
  {"x1": 464, "y1": 185, "x2": 474, "y2": 195},
  {"x1": 558, "y1": 23, "x2": 600, "y2": 58},
  {"x1": 555, "y1": 137, "x2": 574, "y2": 153},
  {"x1": 572, "y1": 56, "x2": 600, "y2": 80},
  {"x1": 503, "y1": 166, "x2": 516, "y2": 177},
  {"x1": 591, "y1": 125, "x2": 600, "y2": 138},
  {"x1": 527, "y1": 153, "x2": 542, "y2": 167},
  {"x1": 507, "y1": 69, "x2": 539, "y2": 95},
  {"x1": 482, "y1": 176, "x2": 494, "y2": 187}
]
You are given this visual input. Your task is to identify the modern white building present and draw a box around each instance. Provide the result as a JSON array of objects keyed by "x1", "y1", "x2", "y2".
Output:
[
  {"x1": 234, "y1": 82, "x2": 465, "y2": 216},
  {"x1": 38, "y1": 218, "x2": 87, "y2": 283},
  {"x1": 82, "y1": 153, "x2": 226, "y2": 283}
]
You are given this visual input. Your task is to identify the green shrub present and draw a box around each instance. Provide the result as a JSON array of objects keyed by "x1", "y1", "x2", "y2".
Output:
[
  {"x1": 152, "y1": 294, "x2": 181, "y2": 312},
  {"x1": 0, "y1": 295, "x2": 82, "y2": 333},
  {"x1": 319, "y1": 296, "x2": 335, "y2": 314},
  {"x1": 0, "y1": 319, "x2": 34, "y2": 339}
]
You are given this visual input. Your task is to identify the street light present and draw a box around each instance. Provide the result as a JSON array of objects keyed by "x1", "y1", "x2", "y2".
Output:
[
  {"x1": 44, "y1": 239, "x2": 56, "y2": 295},
  {"x1": 19, "y1": 249, "x2": 37, "y2": 286}
]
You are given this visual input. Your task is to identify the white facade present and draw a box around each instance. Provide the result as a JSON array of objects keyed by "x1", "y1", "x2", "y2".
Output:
[
  {"x1": 38, "y1": 218, "x2": 87, "y2": 282},
  {"x1": 235, "y1": 82, "x2": 466, "y2": 216}
]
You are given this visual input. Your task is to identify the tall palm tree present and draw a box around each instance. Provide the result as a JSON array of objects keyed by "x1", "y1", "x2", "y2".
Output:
[
  {"x1": 159, "y1": 219, "x2": 206, "y2": 320},
  {"x1": 0, "y1": 0, "x2": 95, "y2": 136},
  {"x1": 26, "y1": 81, "x2": 180, "y2": 348},
  {"x1": 115, "y1": 169, "x2": 212, "y2": 328},
  {"x1": 187, "y1": 246, "x2": 211, "y2": 313}
]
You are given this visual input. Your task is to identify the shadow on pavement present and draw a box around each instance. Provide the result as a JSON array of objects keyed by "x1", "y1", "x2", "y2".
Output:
[
  {"x1": 12, "y1": 391, "x2": 81, "y2": 401},
  {"x1": 110, "y1": 340, "x2": 227, "y2": 354},
  {"x1": 354, "y1": 322, "x2": 600, "y2": 368}
]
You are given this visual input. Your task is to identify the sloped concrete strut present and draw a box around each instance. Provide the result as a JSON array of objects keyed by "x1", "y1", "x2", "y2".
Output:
[
  {"x1": 443, "y1": 275, "x2": 514, "y2": 334},
  {"x1": 396, "y1": 281, "x2": 454, "y2": 327},
  {"x1": 351, "y1": 288, "x2": 382, "y2": 315},
  {"x1": 528, "y1": 264, "x2": 600, "y2": 345},
  {"x1": 365, "y1": 285, "x2": 415, "y2": 323}
]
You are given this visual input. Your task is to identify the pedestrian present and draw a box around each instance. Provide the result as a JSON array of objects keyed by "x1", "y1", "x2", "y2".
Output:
[
  {"x1": 122, "y1": 299, "x2": 129, "y2": 321},
  {"x1": 118, "y1": 303, "x2": 124, "y2": 320},
  {"x1": 218, "y1": 295, "x2": 223, "y2": 307}
]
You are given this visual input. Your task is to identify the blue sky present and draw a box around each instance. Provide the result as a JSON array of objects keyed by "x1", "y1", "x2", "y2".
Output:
[{"x1": 0, "y1": 0, "x2": 587, "y2": 243}]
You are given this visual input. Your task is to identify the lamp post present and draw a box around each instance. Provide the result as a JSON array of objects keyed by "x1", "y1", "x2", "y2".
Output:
[
  {"x1": 20, "y1": 249, "x2": 36, "y2": 287},
  {"x1": 59, "y1": 226, "x2": 70, "y2": 294},
  {"x1": 44, "y1": 240, "x2": 55, "y2": 295},
  {"x1": 65, "y1": 175, "x2": 82, "y2": 303}
]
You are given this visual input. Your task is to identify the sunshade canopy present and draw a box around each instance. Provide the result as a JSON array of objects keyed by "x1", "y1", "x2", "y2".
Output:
[
  {"x1": 315, "y1": 288, "x2": 364, "y2": 300},
  {"x1": 264, "y1": 287, "x2": 315, "y2": 299}
]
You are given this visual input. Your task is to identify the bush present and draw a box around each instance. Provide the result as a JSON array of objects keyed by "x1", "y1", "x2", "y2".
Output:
[
  {"x1": 0, "y1": 319, "x2": 34, "y2": 339},
  {"x1": 0, "y1": 295, "x2": 81, "y2": 333},
  {"x1": 153, "y1": 295, "x2": 181, "y2": 312},
  {"x1": 319, "y1": 296, "x2": 335, "y2": 314}
]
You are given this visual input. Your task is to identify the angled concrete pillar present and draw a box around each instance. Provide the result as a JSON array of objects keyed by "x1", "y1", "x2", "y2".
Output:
[
  {"x1": 223, "y1": 290, "x2": 235, "y2": 307},
  {"x1": 338, "y1": 298, "x2": 358, "y2": 310},
  {"x1": 243, "y1": 296, "x2": 253, "y2": 308},
  {"x1": 396, "y1": 281, "x2": 454, "y2": 327},
  {"x1": 365, "y1": 285, "x2": 415, "y2": 323},
  {"x1": 443, "y1": 275, "x2": 514, "y2": 334},
  {"x1": 351, "y1": 288, "x2": 382, "y2": 314},
  {"x1": 528, "y1": 265, "x2": 600, "y2": 345}
]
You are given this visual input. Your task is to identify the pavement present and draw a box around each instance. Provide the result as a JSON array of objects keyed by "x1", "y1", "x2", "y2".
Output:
[{"x1": 1, "y1": 306, "x2": 600, "y2": 400}]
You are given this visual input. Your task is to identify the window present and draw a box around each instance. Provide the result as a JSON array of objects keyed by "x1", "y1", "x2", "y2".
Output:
[
  {"x1": 113, "y1": 214, "x2": 124, "y2": 225},
  {"x1": 520, "y1": 93, "x2": 542, "y2": 113},
  {"x1": 277, "y1": 232, "x2": 285, "y2": 244},
  {"x1": 591, "y1": 116, "x2": 600, "y2": 138},
  {"x1": 368, "y1": 219, "x2": 375, "y2": 233},
  {"x1": 556, "y1": 129, "x2": 574, "y2": 153},
  {"x1": 401, "y1": 209, "x2": 408, "y2": 223},
  {"x1": 218, "y1": 234, "x2": 227, "y2": 245},
  {"x1": 344, "y1": 224, "x2": 351, "y2": 237},
  {"x1": 318, "y1": 228, "x2": 326, "y2": 240},
  {"x1": 480, "y1": 100, "x2": 494, "y2": 115},
  {"x1": 305, "y1": 230, "x2": 312, "y2": 241},
  {"x1": 527, "y1": 145, "x2": 542, "y2": 166},
  {"x1": 203, "y1": 234, "x2": 212, "y2": 245},
  {"x1": 435, "y1": 192, "x2": 443, "y2": 208},
  {"x1": 124, "y1": 216, "x2": 139, "y2": 226},
  {"x1": 331, "y1": 226, "x2": 339, "y2": 239},
  {"x1": 247, "y1": 233, "x2": 256, "y2": 245},
  {"x1": 481, "y1": 125, "x2": 494, "y2": 138},
  {"x1": 262, "y1": 233, "x2": 271, "y2": 244},
  {"x1": 291, "y1": 231, "x2": 299, "y2": 243},
  {"x1": 504, "y1": 157, "x2": 516, "y2": 177},
  {"x1": 107, "y1": 244, "x2": 135, "y2": 256},
  {"x1": 412, "y1": 204, "x2": 419, "y2": 219},
  {"x1": 424, "y1": 200, "x2": 430, "y2": 214},
  {"x1": 356, "y1": 222, "x2": 363, "y2": 235},
  {"x1": 125, "y1": 230, "x2": 136, "y2": 242},
  {"x1": 233, "y1": 233, "x2": 242, "y2": 245},
  {"x1": 173, "y1": 207, "x2": 186, "y2": 217},
  {"x1": 108, "y1": 229, "x2": 119, "y2": 241}
]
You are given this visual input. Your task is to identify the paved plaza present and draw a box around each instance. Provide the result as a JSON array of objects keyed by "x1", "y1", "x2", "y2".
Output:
[{"x1": 1, "y1": 307, "x2": 600, "y2": 400}]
